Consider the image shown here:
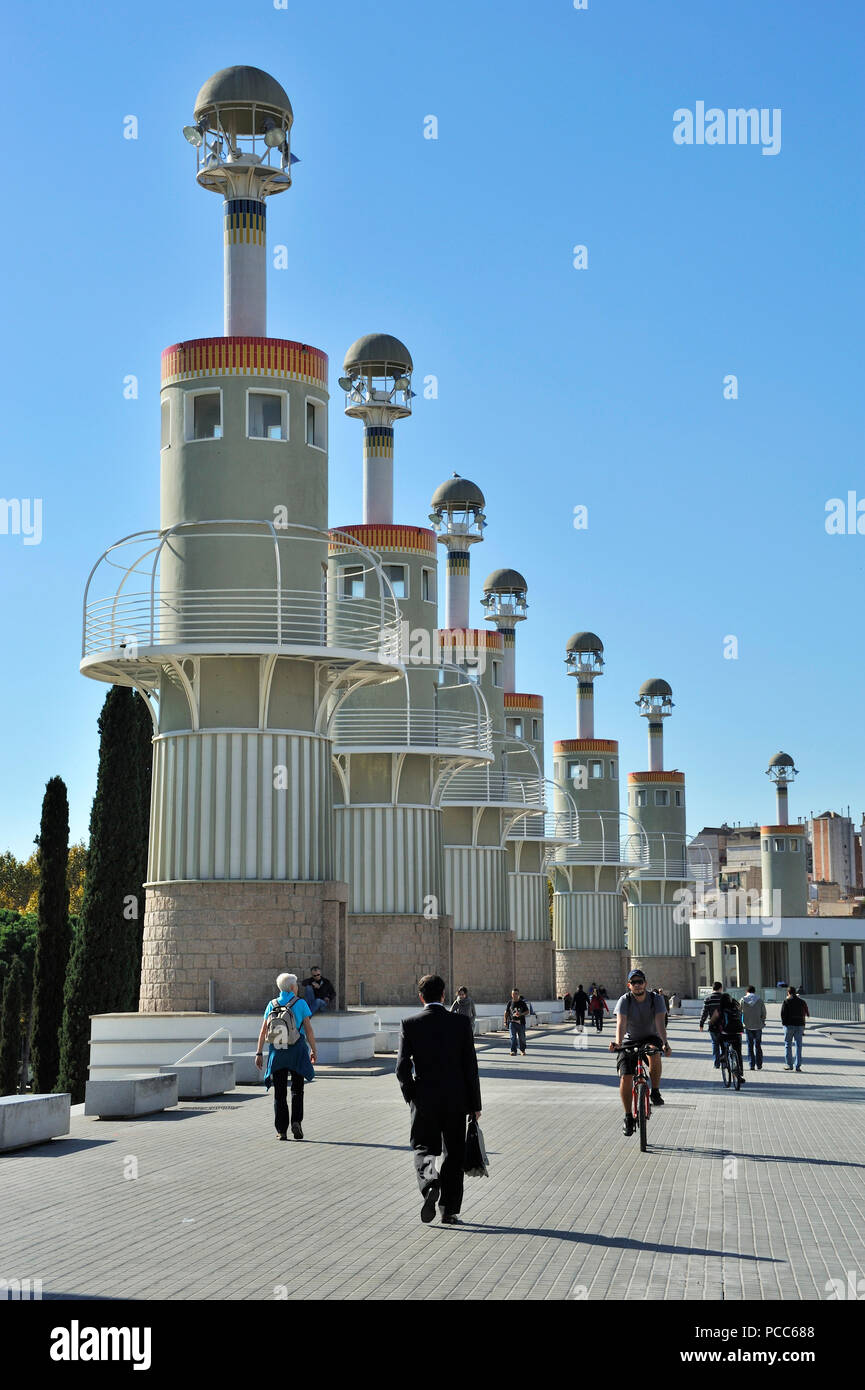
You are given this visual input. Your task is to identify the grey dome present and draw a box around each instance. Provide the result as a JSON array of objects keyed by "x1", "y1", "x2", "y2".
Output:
[
  {"x1": 639, "y1": 678, "x2": 673, "y2": 698},
  {"x1": 194, "y1": 67, "x2": 294, "y2": 134},
  {"x1": 483, "y1": 568, "x2": 527, "y2": 594},
  {"x1": 566, "y1": 631, "x2": 604, "y2": 654},
  {"x1": 768, "y1": 751, "x2": 796, "y2": 768},
  {"x1": 343, "y1": 334, "x2": 413, "y2": 375},
  {"x1": 430, "y1": 474, "x2": 485, "y2": 510}
]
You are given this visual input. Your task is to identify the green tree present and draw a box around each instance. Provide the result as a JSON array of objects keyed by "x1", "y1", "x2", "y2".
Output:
[
  {"x1": 0, "y1": 850, "x2": 39, "y2": 913},
  {"x1": 58, "y1": 688, "x2": 152, "y2": 1101},
  {"x1": 30, "y1": 778, "x2": 71, "y2": 1093},
  {"x1": 0, "y1": 955, "x2": 25, "y2": 1095}
]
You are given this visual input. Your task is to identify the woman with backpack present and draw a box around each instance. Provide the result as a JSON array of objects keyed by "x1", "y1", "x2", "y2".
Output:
[
  {"x1": 255, "y1": 971, "x2": 317, "y2": 1141},
  {"x1": 588, "y1": 987, "x2": 609, "y2": 1032}
]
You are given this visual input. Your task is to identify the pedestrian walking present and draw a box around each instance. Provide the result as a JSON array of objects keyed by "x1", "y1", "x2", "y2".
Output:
[
  {"x1": 504, "y1": 989, "x2": 530, "y2": 1055},
  {"x1": 588, "y1": 987, "x2": 609, "y2": 1032},
  {"x1": 395, "y1": 973, "x2": 482, "y2": 1225},
  {"x1": 781, "y1": 986, "x2": 809, "y2": 1072},
  {"x1": 739, "y1": 985, "x2": 767, "y2": 1070},
  {"x1": 255, "y1": 972, "x2": 316, "y2": 1140},
  {"x1": 572, "y1": 984, "x2": 588, "y2": 1029},
  {"x1": 450, "y1": 986, "x2": 476, "y2": 1023},
  {"x1": 698, "y1": 981, "x2": 727, "y2": 1066}
]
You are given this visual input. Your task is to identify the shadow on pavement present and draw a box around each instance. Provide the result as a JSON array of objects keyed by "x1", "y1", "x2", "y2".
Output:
[{"x1": 440, "y1": 1223, "x2": 782, "y2": 1262}]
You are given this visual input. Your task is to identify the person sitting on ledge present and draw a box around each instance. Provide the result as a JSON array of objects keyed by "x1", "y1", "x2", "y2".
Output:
[{"x1": 302, "y1": 966, "x2": 336, "y2": 1013}]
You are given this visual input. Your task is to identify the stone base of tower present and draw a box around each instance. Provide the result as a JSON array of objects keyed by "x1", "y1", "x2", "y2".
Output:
[
  {"x1": 555, "y1": 948, "x2": 629, "y2": 999},
  {"x1": 628, "y1": 954, "x2": 696, "y2": 999},
  {"x1": 514, "y1": 939, "x2": 555, "y2": 1002},
  {"x1": 140, "y1": 880, "x2": 348, "y2": 1013},
  {"x1": 452, "y1": 931, "x2": 517, "y2": 1003},
  {"x1": 344, "y1": 912, "x2": 454, "y2": 1006}
]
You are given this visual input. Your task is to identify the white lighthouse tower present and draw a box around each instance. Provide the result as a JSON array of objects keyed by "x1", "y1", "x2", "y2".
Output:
[{"x1": 81, "y1": 68, "x2": 400, "y2": 1017}]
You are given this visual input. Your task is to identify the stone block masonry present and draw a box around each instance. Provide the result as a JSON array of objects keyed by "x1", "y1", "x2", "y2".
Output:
[
  {"x1": 140, "y1": 880, "x2": 348, "y2": 1013},
  {"x1": 555, "y1": 948, "x2": 630, "y2": 1001},
  {"x1": 628, "y1": 953, "x2": 695, "y2": 1001},
  {"x1": 452, "y1": 930, "x2": 517, "y2": 1003},
  {"x1": 344, "y1": 913, "x2": 453, "y2": 1006},
  {"x1": 514, "y1": 939, "x2": 555, "y2": 1002}
]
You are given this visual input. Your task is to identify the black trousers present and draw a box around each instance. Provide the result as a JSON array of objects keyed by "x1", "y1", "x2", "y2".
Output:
[
  {"x1": 575, "y1": 1010, "x2": 586, "y2": 1026},
  {"x1": 410, "y1": 1104, "x2": 466, "y2": 1216},
  {"x1": 271, "y1": 1069, "x2": 304, "y2": 1134}
]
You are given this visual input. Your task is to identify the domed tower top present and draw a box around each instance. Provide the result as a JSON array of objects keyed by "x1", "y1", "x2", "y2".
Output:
[
  {"x1": 767, "y1": 751, "x2": 798, "y2": 824},
  {"x1": 339, "y1": 333, "x2": 414, "y2": 430},
  {"x1": 481, "y1": 570, "x2": 527, "y2": 693},
  {"x1": 636, "y1": 678, "x2": 674, "y2": 772},
  {"x1": 565, "y1": 632, "x2": 604, "y2": 736},
  {"x1": 430, "y1": 475, "x2": 486, "y2": 630},
  {"x1": 182, "y1": 66, "x2": 296, "y2": 334}
]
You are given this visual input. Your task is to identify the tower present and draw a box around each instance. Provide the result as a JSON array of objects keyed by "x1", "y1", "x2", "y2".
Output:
[
  {"x1": 81, "y1": 68, "x2": 400, "y2": 1014},
  {"x1": 551, "y1": 634, "x2": 632, "y2": 994},
  {"x1": 762, "y1": 753, "x2": 807, "y2": 919},
  {"x1": 625, "y1": 678, "x2": 695, "y2": 997},
  {"x1": 328, "y1": 337, "x2": 491, "y2": 1002},
  {"x1": 482, "y1": 571, "x2": 552, "y2": 1000}
]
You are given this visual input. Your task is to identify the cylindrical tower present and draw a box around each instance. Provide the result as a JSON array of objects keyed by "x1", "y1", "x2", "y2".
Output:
[
  {"x1": 339, "y1": 334, "x2": 413, "y2": 525},
  {"x1": 429, "y1": 476, "x2": 486, "y2": 630},
  {"x1": 80, "y1": 68, "x2": 401, "y2": 1016},
  {"x1": 480, "y1": 571, "x2": 553, "y2": 999},
  {"x1": 625, "y1": 678, "x2": 695, "y2": 997},
  {"x1": 551, "y1": 634, "x2": 629, "y2": 996},
  {"x1": 762, "y1": 753, "x2": 807, "y2": 917}
]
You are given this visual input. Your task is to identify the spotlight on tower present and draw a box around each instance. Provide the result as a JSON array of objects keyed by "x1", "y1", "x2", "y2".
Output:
[
  {"x1": 262, "y1": 118, "x2": 286, "y2": 148},
  {"x1": 183, "y1": 121, "x2": 206, "y2": 146},
  {"x1": 338, "y1": 377, "x2": 355, "y2": 392}
]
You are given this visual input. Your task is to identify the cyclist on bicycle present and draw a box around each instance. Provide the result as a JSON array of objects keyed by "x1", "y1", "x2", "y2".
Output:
[
  {"x1": 706, "y1": 991, "x2": 745, "y2": 1080},
  {"x1": 610, "y1": 969, "x2": 672, "y2": 1135}
]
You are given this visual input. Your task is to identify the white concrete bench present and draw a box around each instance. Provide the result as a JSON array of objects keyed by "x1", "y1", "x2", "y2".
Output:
[
  {"x1": 225, "y1": 1052, "x2": 262, "y2": 1084},
  {"x1": 0, "y1": 1093, "x2": 71, "y2": 1152},
  {"x1": 84, "y1": 1073, "x2": 178, "y2": 1118},
  {"x1": 158, "y1": 1062, "x2": 235, "y2": 1098},
  {"x1": 374, "y1": 1028, "x2": 401, "y2": 1054}
]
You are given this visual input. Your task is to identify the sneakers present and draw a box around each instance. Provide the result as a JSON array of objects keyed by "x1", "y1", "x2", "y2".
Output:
[
  {"x1": 520, "y1": 1051, "x2": 526, "y2": 1057},
  {"x1": 795, "y1": 1066, "x2": 803, "y2": 1072},
  {"x1": 622, "y1": 1114, "x2": 636, "y2": 1136},
  {"x1": 650, "y1": 1088, "x2": 664, "y2": 1106},
  {"x1": 421, "y1": 1188, "x2": 439, "y2": 1224},
  {"x1": 277, "y1": 1132, "x2": 288, "y2": 1141},
  {"x1": 291, "y1": 1121, "x2": 304, "y2": 1140},
  {"x1": 784, "y1": 1065, "x2": 793, "y2": 1071}
]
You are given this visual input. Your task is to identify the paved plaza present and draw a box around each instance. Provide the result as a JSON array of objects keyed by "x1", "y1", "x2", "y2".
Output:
[{"x1": 2, "y1": 1014, "x2": 864, "y2": 1302}]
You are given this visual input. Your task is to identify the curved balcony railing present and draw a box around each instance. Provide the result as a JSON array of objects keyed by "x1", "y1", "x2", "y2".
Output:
[
  {"x1": 82, "y1": 522, "x2": 402, "y2": 664},
  {"x1": 441, "y1": 769, "x2": 546, "y2": 808},
  {"x1": 83, "y1": 588, "x2": 399, "y2": 658},
  {"x1": 331, "y1": 708, "x2": 493, "y2": 756},
  {"x1": 625, "y1": 834, "x2": 714, "y2": 882}
]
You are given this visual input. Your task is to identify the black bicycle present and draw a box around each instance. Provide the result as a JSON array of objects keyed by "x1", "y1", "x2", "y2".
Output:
[
  {"x1": 616, "y1": 1042, "x2": 660, "y2": 1152},
  {"x1": 719, "y1": 1034, "x2": 744, "y2": 1091}
]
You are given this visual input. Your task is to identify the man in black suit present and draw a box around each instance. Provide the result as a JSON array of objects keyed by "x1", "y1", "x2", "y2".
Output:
[{"x1": 395, "y1": 973, "x2": 483, "y2": 1225}]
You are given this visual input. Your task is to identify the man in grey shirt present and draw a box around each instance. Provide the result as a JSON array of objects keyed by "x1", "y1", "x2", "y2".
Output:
[
  {"x1": 739, "y1": 985, "x2": 767, "y2": 1070},
  {"x1": 610, "y1": 969, "x2": 671, "y2": 1135}
]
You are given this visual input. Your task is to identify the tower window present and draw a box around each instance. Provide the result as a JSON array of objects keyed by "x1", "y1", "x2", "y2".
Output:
[
  {"x1": 674, "y1": 789, "x2": 682, "y2": 806},
  {"x1": 636, "y1": 789, "x2": 648, "y2": 807},
  {"x1": 160, "y1": 399, "x2": 170, "y2": 449},
  {"x1": 763, "y1": 839, "x2": 769, "y2": 851},
  {"x1": 421, "y1": 567, "x2": 435, "y2": 603},
  {"x1": 306, "y1": 398, "x2": 326, "y2": 450},
  {"x1": 773, "y1": 838, "x2": 786, "y2": 852},
  {"x1": 590, "y1": 759, "x2": 603, "y2": 779},
  {"x1": 186, "y1": 390, "x2": 222, "y2": 441},
  {"x1": 383, "y1": 564, "x2": 407, "y2": 598},
  {"x1": 789, "y1": 838, "x2": 799, "y2": 852},
  {"x1": 492, "y1": 660, "x2": 503, "y2": 688},
  {"x1": 655, "y1": 789, "x2": 669, "y2": 807},
  {"x1": 532, "y1": 718, "x2": 540, "y2": 741},
  {"x1": 609, "y1": 759, "x2": 617, "y2": 779},
  {"x1": 248, "y1": 390, "x2": 287, "y2": 440},
  {"x1": 340, "y1": 565, "x2": 365, "y2": 598},
  {"x1": 507, "y1": 718, "x2": 524, "y2": 739}
]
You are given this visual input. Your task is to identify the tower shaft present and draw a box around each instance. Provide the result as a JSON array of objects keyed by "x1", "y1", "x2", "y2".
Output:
[{"x1": 224, "y1": 197, "x2": 267, "y2": 335}]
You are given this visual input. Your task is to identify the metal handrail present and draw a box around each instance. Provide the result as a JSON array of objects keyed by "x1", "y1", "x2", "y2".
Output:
[
  {"x1": 172, "y1": 1026, "x2": 233, "y2": 1066},
  {"x1": 332, "y1": 708, "x2": 494, "y2": 753},
  {"x1": 441, "y1": 769, "x2": 546, "y2": 806}
]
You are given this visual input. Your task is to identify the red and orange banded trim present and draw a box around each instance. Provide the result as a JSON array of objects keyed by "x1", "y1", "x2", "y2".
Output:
[{"x1": 161, "y1": 337, "x2": 328, "y2": 389}]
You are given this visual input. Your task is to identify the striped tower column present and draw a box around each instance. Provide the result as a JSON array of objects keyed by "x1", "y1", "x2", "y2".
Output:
[
  {"x1": 363, "y1": 425, "x2": 395, "y2": 525},
  {"x1": 648, "y1": 721, "x2": 664, "y2": 772},
  {"x1": 576, "y1": 680, "x2": 595, "y2": 738},
  {"x1": 501, "y1": 628, "x2": 516, "y2": 693},
  {"x1": 445, "y1": 549, "x2": 471, "y2": 629},
  {"x1": 224, "y1": 198, "x2": 266, "y2": 336}
]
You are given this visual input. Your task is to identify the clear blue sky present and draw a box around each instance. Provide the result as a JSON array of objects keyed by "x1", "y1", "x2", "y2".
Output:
[{"x1": 1, "y1": 0, "x2": 863, "y2": 857}]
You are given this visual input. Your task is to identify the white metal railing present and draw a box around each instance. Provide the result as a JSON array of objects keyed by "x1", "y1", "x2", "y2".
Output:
[
  {"x1": 509, "y1": 809, "x2": 578, "y2": 841},
  {"x1": 441, "y1": 769, "x2": 546, "y2": 807},
  {"x1": 83, "y1": 587, "x2": 400, "y2": 657},
  {"x1": 331, "y1": 708, "x2": 493, "y2": 755},
  {"x1": 82, "y1": 522, "x2": 402, "y2": 662}
]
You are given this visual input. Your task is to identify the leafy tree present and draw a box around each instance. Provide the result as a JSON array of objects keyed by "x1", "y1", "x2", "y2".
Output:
[
  {"x1": 0, "y1": 912, "x2": 38, "y2": 1026},
  {"x1": 58, "y1": 688, "x2": 153, "y2": 1101},
  {"x1": 0, "y1": 955, "x2": 25, "y2": 1095},
  {"x1": 0, "y1": 850, "x2": 39, "y2": 913},
  {"x1": 66, "y1": 843, "x2": 88, "y2": 916},
  {"x1": 30, "y1": 778, "x2": 71, "y2": 1093}
]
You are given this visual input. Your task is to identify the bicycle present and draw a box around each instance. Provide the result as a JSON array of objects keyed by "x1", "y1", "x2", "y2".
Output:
[
  {"x1": 615, "y1": 1042, "x2": 660, "y2": 1152},
  {"x1": 718, "y1": 1033, "x2": 744, "y2": 1091}
]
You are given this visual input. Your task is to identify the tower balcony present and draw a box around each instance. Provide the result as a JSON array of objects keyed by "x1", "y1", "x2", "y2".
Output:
[
  {"x1": 440, "y1": 768, "x2": 546, "y2": 809},
  {"x1": 81, "y1": 521, "x2": 403, "y2": 685},
  {"x1": 331, "y1": 708, "x2": 493, "y2": 759}
]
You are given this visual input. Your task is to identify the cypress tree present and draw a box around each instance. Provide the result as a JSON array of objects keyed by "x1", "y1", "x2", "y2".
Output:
[
  {"x1": 0, "y1": 955, "x2": 25, "y2": 1096},
  {"x1": 58, "y1": 687, "x2": 151, "y2": 1101},
  {"x1": 127, "y1": 691, "x2": 154, "y2": 1005},
  {"x1": 30, "y1": 778, "x2": 71, "y2": 1093}
]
